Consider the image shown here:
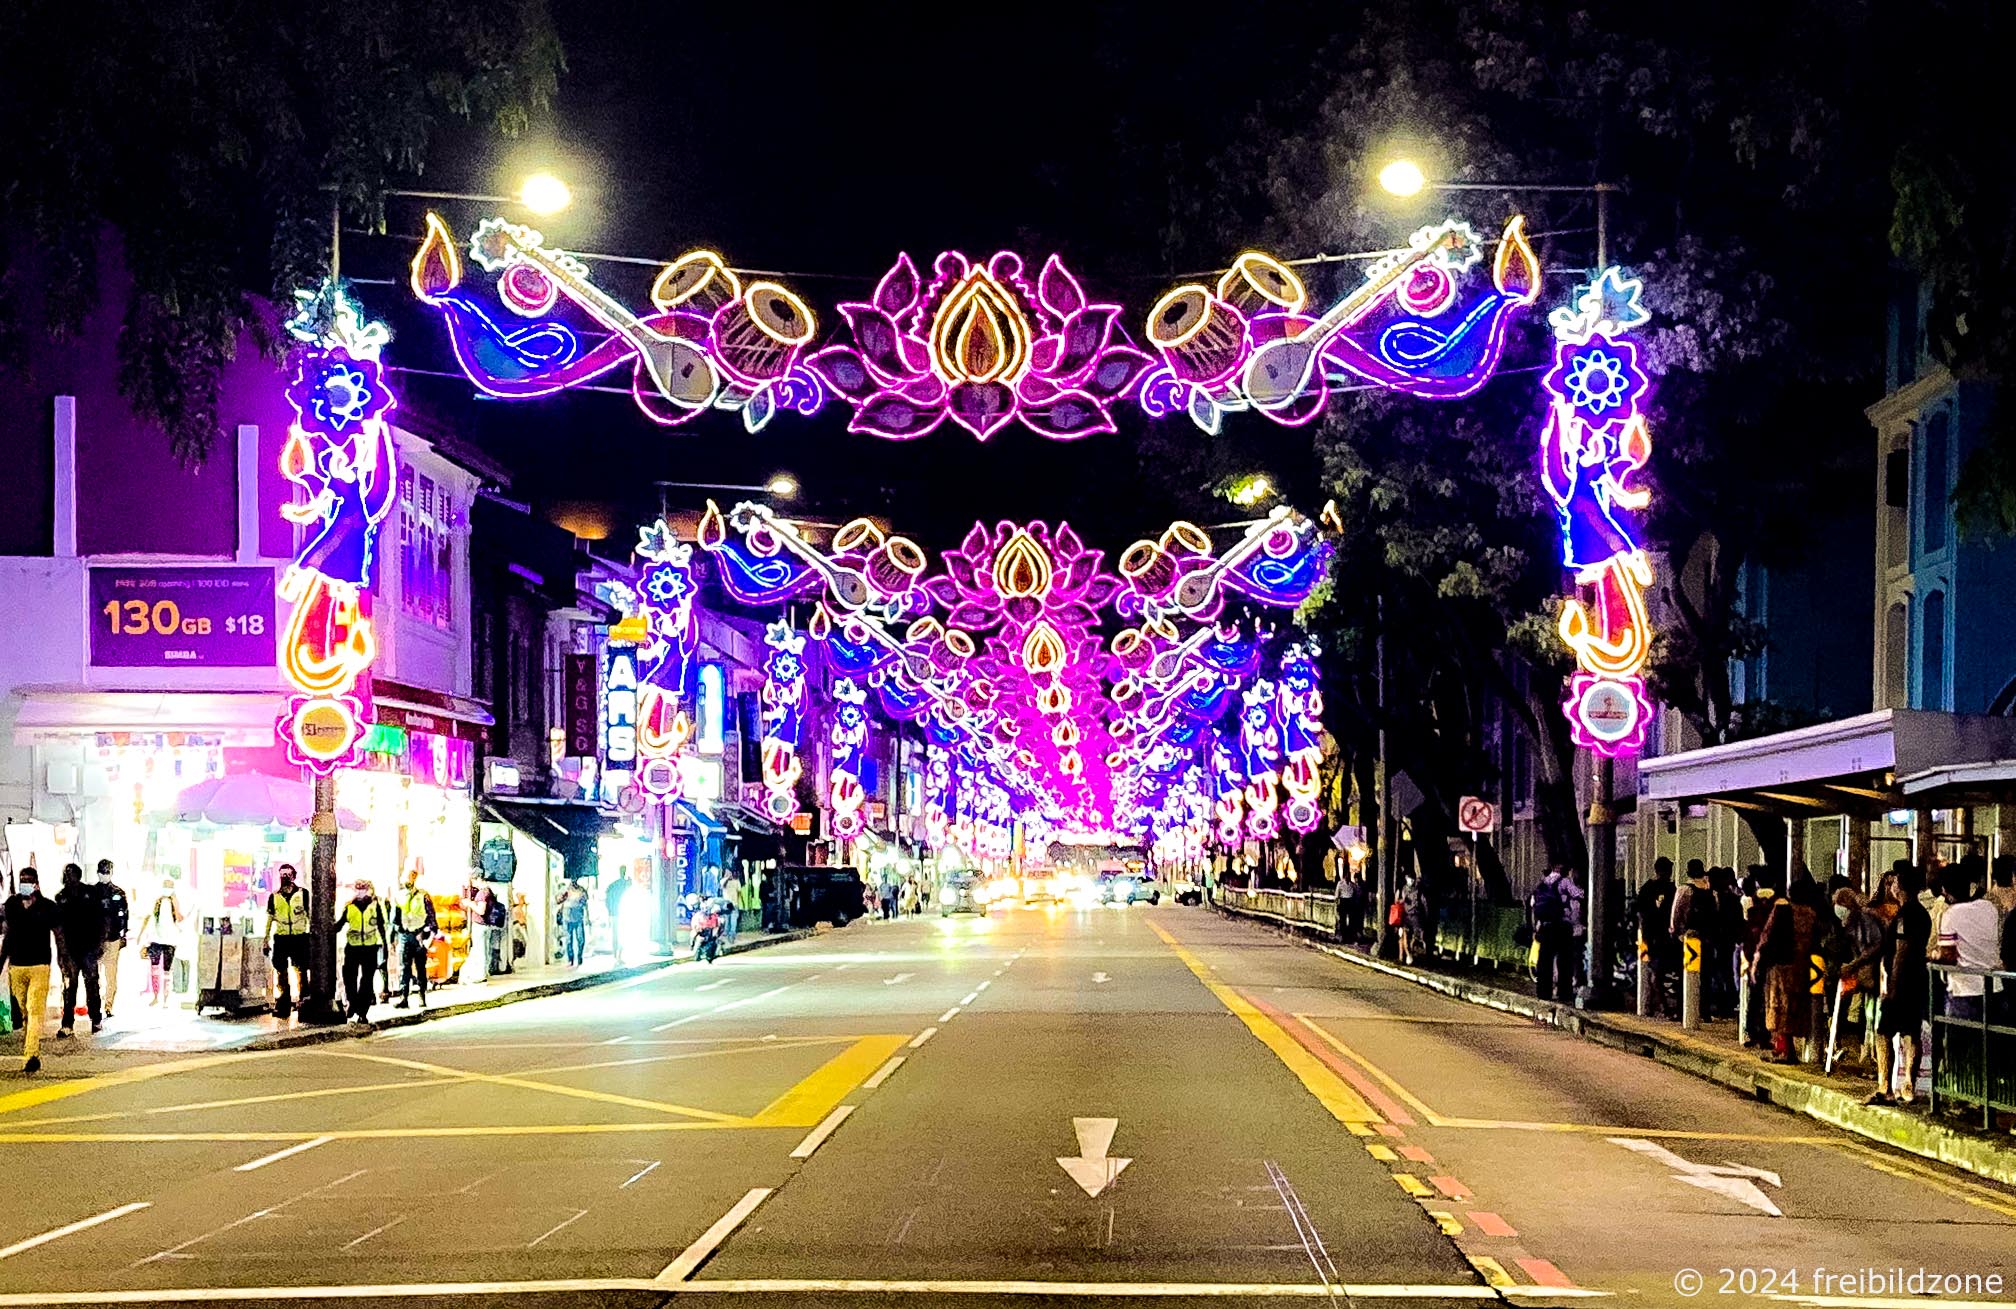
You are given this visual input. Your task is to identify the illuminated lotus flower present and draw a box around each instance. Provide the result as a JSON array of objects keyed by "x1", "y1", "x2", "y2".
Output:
[
  {"x1": 808, "y1": 250, "x2": 1151, "y2": 441},
  {"x1": 1544, "y1": 333, "x2": 1648, "y2": 420},
  {"x1": 287, "y1": 347, "x2": 392, "y2": 440}
]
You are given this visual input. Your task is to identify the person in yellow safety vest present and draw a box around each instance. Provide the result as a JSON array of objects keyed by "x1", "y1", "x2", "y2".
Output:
[
  {"x1": 265, "y1": 864, "x2": 312, "y2": 1020},
  {"x1": 341, "y1": 880, "x2": 389, "y2": 1024},
  {"x1": 390, "y1": 869, "x2": 438, "y2": 1010}
]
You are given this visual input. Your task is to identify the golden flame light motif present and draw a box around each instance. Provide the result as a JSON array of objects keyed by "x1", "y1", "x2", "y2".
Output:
[
  {"x1": 929, "y1": 267, "x2": 1034, "y2": 385},
  {"x1": 1021, "y1": 621, "x2": 1067, "y2": 675},
  {"x1": 992, "y1": 529, "x2": 1053, "y2": 599}
]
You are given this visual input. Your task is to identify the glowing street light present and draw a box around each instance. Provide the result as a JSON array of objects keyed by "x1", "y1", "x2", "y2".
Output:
[
  {"x1": 517, "y1": 171, "x2": 573, "y2": 216},
  {"x1": 764, "y1": 473, "x2": 800, "y2": 499},
  {"x1": 1378, "y1": 159, "x2": 1427, "y2": 197}
]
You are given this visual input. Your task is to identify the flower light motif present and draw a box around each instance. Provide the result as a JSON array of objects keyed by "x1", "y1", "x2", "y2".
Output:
[
  {"x1": 825, "y1": 678, "x2": 872, "y2": 840},
  {"x1": 1555, "y1": 342, "x2": 1644, "y2": 417},
  {"x1": 759, "y1": 623, "x2": 810, "y2": 822},
  {"x1": 808, "y1": 250, "x2": 1152, "y2": 441}
]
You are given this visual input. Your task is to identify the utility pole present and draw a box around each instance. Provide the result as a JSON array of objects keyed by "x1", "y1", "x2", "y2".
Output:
[{"x1": 1580, "y1": 191, "x2": 1616, "y2": 1009}]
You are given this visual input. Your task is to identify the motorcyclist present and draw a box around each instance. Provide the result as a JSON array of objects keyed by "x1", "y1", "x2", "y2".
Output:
[{"x1": 691, "y1": 896, "x2": 725, "y2": 963}]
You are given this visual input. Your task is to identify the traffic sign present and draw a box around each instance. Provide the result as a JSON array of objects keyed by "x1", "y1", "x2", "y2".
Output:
[{"x1": 1457, "y1": 796, "x2": 1497, "y2": 833}]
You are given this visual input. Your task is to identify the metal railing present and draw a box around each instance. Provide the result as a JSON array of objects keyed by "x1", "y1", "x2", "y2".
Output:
[
  {"x1": 1928, "y1": 964, "x2": 2016, "y2": 1130},
  {"x1": 1215, "y1": 885, "x2": 1339, "y2": 933}
]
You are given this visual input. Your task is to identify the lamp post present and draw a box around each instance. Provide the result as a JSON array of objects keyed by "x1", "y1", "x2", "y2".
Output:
[
  {"x1": 1379, "y1": 162, "x2": 1625, "y2": 1004},
  {"x1": 653, "y1": 475, "x2": 799, "y2": 524}
]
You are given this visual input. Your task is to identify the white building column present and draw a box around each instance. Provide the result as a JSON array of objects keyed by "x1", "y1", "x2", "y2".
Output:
[
  {"x1": 52, "y1": 396, "x2": 77, "y2": 557},
  {"x1": 235, "y1": 424, "x2": 261, "y2": 563}
]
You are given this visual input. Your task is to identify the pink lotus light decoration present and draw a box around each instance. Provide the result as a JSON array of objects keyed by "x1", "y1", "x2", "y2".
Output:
[{"x1": 808, "y1": 251, "x2": 1151, "y2": 441}]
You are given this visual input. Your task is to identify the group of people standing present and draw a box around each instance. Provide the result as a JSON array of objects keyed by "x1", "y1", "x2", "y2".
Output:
[
  {"x1": 869, "y1": 868, "x2": 933, "y2": 919},
  {"x1": 0, "y1": 860, "x2": 168, "y2": 1073},
  {"x1": 1631, "y1": 852, "x2": 2016, "y2": 1105}
]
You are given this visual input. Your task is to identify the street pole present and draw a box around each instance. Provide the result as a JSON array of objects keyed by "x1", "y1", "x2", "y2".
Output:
[
  {"x1": 300, "y1": 773, "x2": 341, "y2": 1021},
  {"x1": 1373, "y1": 593, "x2": 1394, "y2": 949},
  {"x1": 1579, "y1": 187, "x2": 1617, "y2": 1009}
]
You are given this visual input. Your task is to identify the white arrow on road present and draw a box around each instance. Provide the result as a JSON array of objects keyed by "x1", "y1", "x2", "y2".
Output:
[
  {"x1": 1091, "y1": 972, "x2": 1111, "y2": 984},
  {"x1": 883, "y1": 973, "x2": 915, "y2": 985},
  {"x1": 1608, "y1": 1137, "x2": 1784, "y2": 1216},
  {"x1": 1057, "y1": 1117, "x2": 1131, "y2": 1198}
]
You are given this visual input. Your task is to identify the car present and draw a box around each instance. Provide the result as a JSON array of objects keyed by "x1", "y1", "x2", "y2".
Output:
[
  {"x1": 1020, "y1": 873, "x2": 1059, "y2": 904},
  {"x1": 1096, "y1": 870, "x2": 1160, "y2": 905},
  {"x1": 939, "y1": 872, "x2": 988, "y2": 917},
  {"x1": 1172, "y1": 874, "x2": 1205, "y2": 906},
  {"x1": 773, "y1": 866, "x2": 867, "y2": 927}
]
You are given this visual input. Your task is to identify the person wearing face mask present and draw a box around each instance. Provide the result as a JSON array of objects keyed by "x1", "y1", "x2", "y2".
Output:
[
  {"x1": 95, "y1": 860, "x2": 129, "y2": 1020},
  {"x1": 2, "y1": 869, "x2": 61, "y2": 1073},
  {"x1": 341, "y1": 880, "x2": 389, "y2": 1024},
  {"x1": 1828, "y1": 887, "x2": 1884, "y2": 1070}
]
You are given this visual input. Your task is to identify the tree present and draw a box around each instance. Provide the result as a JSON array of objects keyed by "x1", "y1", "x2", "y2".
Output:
[{"x1": 0, "y1": 1, "x2": 564, "y2": 460}]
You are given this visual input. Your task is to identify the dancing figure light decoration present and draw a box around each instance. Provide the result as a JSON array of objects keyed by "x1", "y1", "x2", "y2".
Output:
[
  {"x1": 1236, "y1": 682, "x2": 1283, "y2": 839},
  {"x1": 276, "y1": 283, "x2": 398, "y2": 773},
  {"x1": 759, "y1": 623, "x2": 810, "y2": 821},
  {"x1": 628, "y1": 520, "x2": 700, "y2": 803},
  {"x1": 409, "y1": 213, "x2": 822, "y2": 433},
  {"x1": 825, "y1": 678, "x2": 871, "y2": 839},
  {"x1": 1275, "y1": 642, "x2": 1325, "y2": 833},
  {"x1": 1139, "y1": 218, "x2": 1539, "y2": 433},
  {"x1": 1538, "y1": 268, "x2": 1656, "y2": 756},
  {"x1": 808, "y1": 251, "x2": 1152, "y2": 440}
]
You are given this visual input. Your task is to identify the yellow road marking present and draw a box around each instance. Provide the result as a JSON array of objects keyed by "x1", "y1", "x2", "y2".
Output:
[
  {"x1": 322, "y1": 1050, "x2": 746, "y2": 1122},
  {"x1": 1427, "y1": 1210, "x2": 1463, "y2": 1236},
  {"x1": 1148, "y1": 921, "x2": 1379, "y2": 1125},
  {"x1": 1393, "y1": 1173, "x2": 1434, "y2": 1198},
  {"x1": 0, "y1": 1052, "x2": 271, "y2": 1118},
  {"x1": 1297, "y1": 1015, "x2": 1449, "y2": 1125},
  {"x1": 748, "y1": 1035, "x2": 910, "y2": 1128},
  {"x1": 1366, "y1": 1143, "x2": 1399, "y2": 1162},
  {"x1": 1467, "y1": 1255, "x2": 1516, "y2": 1288},
  {"x1": 1832, "y1": 1142, "x2": 2016, "y2": 1219},
  {"x1": 514, "y1": 1036, "x2": 850, "y2": 1079},
  {"x1": 0, "y1": 1121, "x2": 743, "y2": 1144}
]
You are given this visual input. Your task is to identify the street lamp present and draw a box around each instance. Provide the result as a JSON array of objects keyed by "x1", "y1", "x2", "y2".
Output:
[
  {"x1": 327, "y1": 172, "x2": 575, "y2": 279},
  {"x1": 516, "y1": 171, "x2": 572, "y2": 216},
  {"x1": 1376, "y1": 159, "x2": 1621, "y2": 268},
  {"x1": 653, "y1": 475, "x2": 799, "y2": 522}
]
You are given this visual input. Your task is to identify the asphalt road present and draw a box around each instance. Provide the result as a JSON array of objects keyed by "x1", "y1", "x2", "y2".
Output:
[{"x1": 0, "y1": 902, "x2": 2009, "y2": 1309}]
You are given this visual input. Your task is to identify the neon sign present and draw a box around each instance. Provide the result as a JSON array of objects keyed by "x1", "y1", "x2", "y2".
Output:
[
  {"x1": 825, "y1": 677, "x2": 871, "y2": 840},
  {"x1": 1539, "y1": 268, "x2": 1656, "y2": 756},
  {"x1": 276, "y1": 283, "x2": 397, "y2": 774},
  {"x1": 626, "y1": 520, "x2": 700, "y2": 805},
  {"x1": 759, "y1": 622, "x2": 809, "y2": 822},
  {"x1": 1275, "y1": 642, "x2": 1324, "y2": 834}
]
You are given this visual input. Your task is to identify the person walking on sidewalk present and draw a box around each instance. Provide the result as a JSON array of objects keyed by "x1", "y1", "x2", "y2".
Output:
[
  {"x1": 1754, "y1": 876, "x2": 1820, "y2": 1062},
  {"x1": 139, "y1": 878, "x2": 184, "y2": 1005},
  {"x1": 719, "y1": 870, "x2": 743, "y2": 945},
  {"x1": 557, "y1": 882, "x2": 589, "y2": 966},
  {"x1": 604, "y1": 872, "x2": 633, "y2": 963},
  {"x1": 2, "y1": 869, "x2": 60, "y2": 1073},
  {"x1": 341, "y1": 880, "x2": 388, "y2": 1024},
  {"x1": 1530, "y1": 865, "x2": 1575, "y2": 1002},
  {"x1": 1849, "y1": 864, "x2": 1932, "y2": 1106},
  {"x1": 95, "y1": 860, "x2": 128, "y2": 1020},
  {"x1": 1638, "y1": 857, "x2": 1677, "y2": 1016},
  {"x1": 1827, "y1": 887, "x2": 1884, "y2": 1069},
  {"x1": 53, "y1": 863, "x2": 105, "y2": 1037},
  {"x1": 265, "y1": 865, "x2": 311, "y2": 1019},
  {"x1": 389, "y1": 870, "x2": 436, "y2": 1010}
]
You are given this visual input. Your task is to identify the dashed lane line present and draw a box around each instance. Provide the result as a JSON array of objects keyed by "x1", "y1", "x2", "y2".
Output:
[
  {"x1": 862, "y1": 1056, "x2": 906, "y2": 1089},
  {"x1": 0, "y1": 1204, "x2": 150, "y2": 1260},
  {"x1": 655, "y1": 1187, "x2": 774, "y2": 1283},
  {"x1": 233, "y1": 1136, "x2": 333, "y2": 1172},
  {"x1": 788, "y1": 1105, "x2": 855, "y2": 1159}
]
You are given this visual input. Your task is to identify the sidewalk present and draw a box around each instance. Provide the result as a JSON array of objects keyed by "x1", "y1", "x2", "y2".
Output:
[
  {"x1": 9, "y1": 924, "x2": 809, "y2": 1061},
  {"x1": 1214, "y1": 900, "x2": 2016, "y2": 1188}
]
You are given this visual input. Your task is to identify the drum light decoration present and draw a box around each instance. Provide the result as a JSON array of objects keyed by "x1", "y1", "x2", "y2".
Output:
[
  {"x1": 1538, "y1": 268, "x2": 1657, "y2": 756},
  {"x1": 1236, "y1": 682, "x2": 1283, "y2": 839},
  {"x1": 809, "y1": 251, "x2": 1152, "y2": 440},
  {"x1": 276, "y1": 284, "x2": 399, "y2": 774},
  {"x1": 758, "y1": 623, "x2": 810, "y2": 822}
]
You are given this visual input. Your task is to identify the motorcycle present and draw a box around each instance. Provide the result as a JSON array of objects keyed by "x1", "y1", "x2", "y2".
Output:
[{"x1": 691, "y1": 903, "x2": 724, "y2": 964}]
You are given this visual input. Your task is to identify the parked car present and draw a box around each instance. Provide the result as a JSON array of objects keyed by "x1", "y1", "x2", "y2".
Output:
[
  {"x1": 772, "y1": 866, "x2": 867, "y2": 927},
  {"x1": 939, "y1": 871, "x2": 988, "y2": 917}
]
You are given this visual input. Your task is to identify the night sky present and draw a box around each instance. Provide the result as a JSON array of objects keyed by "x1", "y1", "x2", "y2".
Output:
[{"x1": 365, "y1": 1, "x2": 1347, "y2": 554}]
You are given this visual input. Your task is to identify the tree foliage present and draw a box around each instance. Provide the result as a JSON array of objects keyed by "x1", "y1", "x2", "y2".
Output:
[{"x1": 0, "y1": 0, "x2": 564, "y2": 460}]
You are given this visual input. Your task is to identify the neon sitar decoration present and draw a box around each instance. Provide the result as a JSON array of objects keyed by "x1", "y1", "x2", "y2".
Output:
[
  {"x1": 409, "y1": 214, "x2": 822, "y2": 433},
  {"x1": 1139, "y1": 218, "x2": 1540, "y2": 433},
  {"x1": 809, "y1": 251, "x2": 1152, "y2": 441},
  {"x1": 276, "y1": 285, "x2": 398, "y2": 774},
  {"x1": 759, "y1": 623, "x2": 810, "y2": 822},
  {"x1": 1539, "y1": 268, "x2": 1656, "y2": 757}
]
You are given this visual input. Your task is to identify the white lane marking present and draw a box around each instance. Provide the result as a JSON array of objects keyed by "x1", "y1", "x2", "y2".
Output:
[
  {"x1": 340, "y1": 1217, "x2": 405, "y2": 1251},
  {"x1": 525, "y1": 1209, "x2": 588, "y2": 1248},
  {"x1": 937, "y1": 1007, "x2": 961, "y2": 1023},
  {"x1": 695, "y1": 978, "x2": 733, "y2": 992},
  {"x1": 1056, "y1": 1117, "x2": 1132, "y2": 1198},
  {"x1": 1608, "y1": 1137, "x2": 1784, "y2": 1216},
  {"x1": 600, "y1": 1035, "x2": 631, "y2": 1046},
  {"x1": 233, "y1": 1135, "x2": 333, "y2": 1172},
  {"x1": 651, "y1": 983, "x2": 795, "y2": 1033},
  {"x1": 908, "y1": 1027, "x2": 937, "y2": 1049},
  {"x1": 974, "y1": 980, "x2": 991, "y2": 992},
  {"x1": 619, "y1": 1160, "x2": 661, "y2": 1189},
  {"x1": 0, "y1": 1204, "x2": 151, "y2": 1260},
  {"x1": 861, "y1": 1056, "x2": 906, "y2": 1089},
  {"x1": 0, "y1": 1277, "x2": 1612, "y2": 1302},
  {"x1": 655, "y1": 1187, "x2": 774, "y2": 1283},
  {"x1": 882, "y1": 972, "x2": 915, "y2": 985},
  {"x1": 789, "y1": 1105, "x2": 856, "y2": 1160},
  {"x1": 834, "y1": 963, "x2": 853, "y2": 971},
  {"x1": 1092, "y1": 972, "x2": 1112, "y2": 984},
  {"x1": 959, "y1": 991, "x2": 979, "y2": 1005},
  {"x1": 135, "y1": 1169, "x2": 367, "y2": 1266}
]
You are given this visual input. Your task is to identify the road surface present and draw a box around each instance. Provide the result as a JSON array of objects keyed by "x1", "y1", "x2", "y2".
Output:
[{"x1": 0, "y1": 902, "x2": 2009, "y2": 1308}]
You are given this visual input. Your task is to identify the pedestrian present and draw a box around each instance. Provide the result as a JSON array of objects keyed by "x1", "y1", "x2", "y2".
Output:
[
  {"x1": 1754, "y1": 876, "x2": 1820, "y2": 1063},
  {"x1": 341, "y1": 879, "x2": 388, "y2": 1023},
  {"x1": 1827, "y1": 887, "x2": 1884, "y2": 1068},
  {"x1": 53, "y1": 863, "x2": 105, "y2": 1037},
  {"x1": 464, "y1": 881, "x2": 497, "y2": 982},
  {"x1": 556, "y1": 882, "x2": 589, "y2": 966},
  {"x1": 1638, "y1": 857, "x2": 1677, "y2": 1016},
  {"x1": 1337, "y1": 871, "x2": 1363, "y2": 941},
  {"x1": 95, "y1": 860, "x2": 128, "y2": 1020},
  {"x1": 265, "y1": 864, "x2": 312, "y2": 1019},
  {"x1": 899, "y1": 876, "x2": 921, "y2": 917},
  {"x1": 1563, "y1": 866, "x2": 1588, "y2": 991},
  {"x1": 1398, "y1": 874, "x2": 1428, "y2": 965},
  {"x1": 1935, "y1": 865, "x2": 2000, "y2": 1025},
  {"x1": 605, "y1": 871, "x2": 633, "y2": 963},
  {"x1": 1710, "y1": 865, "x2": 1743, "y2": 1020},
  {"x1": 719, "y1": 869, "x2": 743, "y2": 945},
  {"x1": 1994, "y1": 856, "x2": 2016, "y2": 975},
  {"x1": 1667, "y1": 859, "x2": 1713, "y2": 1017},
  {"x1": 918, "y1": 874, "x2": 932, "y2": 913},
  {"x1": 1866, "y1": 864, "x2": 1904, "y2": 926},
  {"x1": 1737, "y1": 868, "x2": 1779, "y2": 1047},
  {"x1": 139, "y1": 878, "x2": 184, "y2": 1005},
  {"x1": 1530, "y1": 865, "x2": 1575, "y2": 1002},
  {"x1": 389, "y1": 869, "x2": 436, "y2": 1009},
  {"x1": 1862, "y1": 863, "x2": 1932, "y2": 1105},
  {"x1": 2, "y1": 868, "x2": 60, "y2": 1073}
]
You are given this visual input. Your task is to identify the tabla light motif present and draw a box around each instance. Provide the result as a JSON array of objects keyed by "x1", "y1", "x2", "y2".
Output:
[
  {"x1": 1538, "y1": 268, "x2": 1656, "y2": 757},
  {"x1": 276, "y1": 282, "x2": 398, "y2": 774}
]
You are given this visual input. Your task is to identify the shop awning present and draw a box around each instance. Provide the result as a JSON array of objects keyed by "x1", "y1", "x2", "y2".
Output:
[
  {"x1": 1638, "y1": 709, "x2": 2016, "y2": 816},
  {"x1": 372, "y1": 679, "x2": 494, "y2": 743},
  {"x1": 674, "y1": 800, "x2": 726, "y2": 834},
  {"x1": 167, "y1": 773, "x2": 366, "y2": 830},
  {"x1": 12, "y1": 690, "x2": 282, "y2": 744},
  {"x1": 711, "y1": 800, "x2": 781, "y2": 836},
  {"x1": 483, "y1": 799, "x2": 610, "y2": 880}
]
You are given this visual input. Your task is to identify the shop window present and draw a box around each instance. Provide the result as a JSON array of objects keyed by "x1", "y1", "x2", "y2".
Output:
[
  {"x1": 1884, "y1": 443, "x2": 1910, "y2": 571},
  {"x1": 1921, "y1": 589, "x2": 1947, "y2": 710}
]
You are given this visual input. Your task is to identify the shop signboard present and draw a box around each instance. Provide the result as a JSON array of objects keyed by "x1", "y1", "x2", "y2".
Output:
[
  {"x1": 564, "y1": 654, "x2": 598, "y2": 757},
  {"x1": 88, "y1": 566, "x2": 276, "y2": 668},
  {"x1": 604, "y1": 646, "x2": 640, "y2": 773}
]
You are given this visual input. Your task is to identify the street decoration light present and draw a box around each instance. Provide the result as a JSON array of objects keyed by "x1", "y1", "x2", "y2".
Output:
[
  {"x1": 757, "y1": 623, "x2": 810, "y2": 823},
  {"x1": 610, "y1": 520, "x2": 700, "y2": 810}
]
